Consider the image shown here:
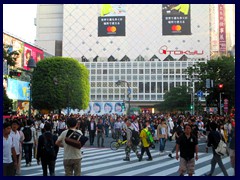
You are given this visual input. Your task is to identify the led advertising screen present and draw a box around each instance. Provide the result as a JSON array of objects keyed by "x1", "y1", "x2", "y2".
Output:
[
  {"x1": 3, "y1": 33, "x2": 24, "y2": 68},
  {"x1": 23, "y1": 43, "x2": 44, "y2": 70},
  {"x1": 162, "y1": 4, "x2": 191, "y2": 35},
  {"x1": 98, "y1": 4, "x2": 126, "y2": 36},
  {"x1": 7, "y1": 78, "x2": 30, "y2": 101}
]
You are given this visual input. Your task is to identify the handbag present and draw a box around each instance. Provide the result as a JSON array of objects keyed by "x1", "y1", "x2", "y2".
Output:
[{"x1": 65, "y1": 130, "x2": 88, "y2": 149}]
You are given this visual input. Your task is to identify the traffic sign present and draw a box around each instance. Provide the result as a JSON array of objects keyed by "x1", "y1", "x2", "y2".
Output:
[{"x1": 197, "y1": 90, "x2": 203, "y2": 97}]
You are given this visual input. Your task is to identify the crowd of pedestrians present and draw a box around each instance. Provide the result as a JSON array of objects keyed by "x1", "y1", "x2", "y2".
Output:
[{"x1": 3, "y1": 112, "x2": 235, "y2": 176}]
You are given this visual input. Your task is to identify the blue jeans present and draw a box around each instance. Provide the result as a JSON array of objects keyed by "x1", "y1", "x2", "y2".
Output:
[{"x1": 159, "y1": 138, "x2": 166, "y2": 152}]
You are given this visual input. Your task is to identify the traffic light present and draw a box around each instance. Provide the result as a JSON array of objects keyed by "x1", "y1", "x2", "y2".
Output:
[
  {"x1": 122, "y1": 103, "x2": 125, "y2": 110},
  {"x1": 9, "y1": 70, "x2": 22, "y2": 77},
  {"x1": 190, "y1": 105, "x2": 193, "y2": 110},
  {"x1": 218, "y1": 84, "x2": 223, "y2": 89}
]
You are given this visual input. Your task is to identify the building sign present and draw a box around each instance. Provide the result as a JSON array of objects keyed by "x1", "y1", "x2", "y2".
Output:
[
  {"x1": 159, "y1": 45, "x2": 204, "y2": 55},
  {"x1": 3, "y1": 33, "x2": 24, "y2": 68},
  {"x1": 98, "y1": 4, "x2": 126, "y2": 36},
  {"x1": 23, "y1": 43, "x2": 44, "y2": 70},
  {"x1": 218, "y1": 4, "x2": 226, "y2": 53},
  {"x1": 162, "y1": 4, "x2": 191, "y2": 35},
  {"x1": 7, "y1": 78, "x2": 30, "y2": 101}
]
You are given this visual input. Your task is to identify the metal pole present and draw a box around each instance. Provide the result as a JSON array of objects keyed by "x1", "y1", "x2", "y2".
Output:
[
  {"x1": 192, "y1": 80, "x2": 195, "y2": 115},
  {"x1": 28, "y1": 81, "x2": 32, "y2": 120},
  {"x1": 219, "y1": 93, "x2": 222, "y2": 115}
]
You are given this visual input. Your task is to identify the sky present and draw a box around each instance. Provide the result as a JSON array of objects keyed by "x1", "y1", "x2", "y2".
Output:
[{"x1": 3, "y1": 4, "x2": 37, "y2": 44}]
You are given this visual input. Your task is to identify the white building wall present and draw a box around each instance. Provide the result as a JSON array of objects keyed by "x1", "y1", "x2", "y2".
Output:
[
  {"x1": 35, "y1": 4, "x2": 63, "y2": 55},
  {"x1": 62, "y1": 4, "x2": 210, "y2": 61}
]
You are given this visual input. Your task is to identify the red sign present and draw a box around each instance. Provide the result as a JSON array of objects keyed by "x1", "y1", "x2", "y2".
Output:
[{"x1": 218, "y1": 4, "x2": 226, "y2": 53}]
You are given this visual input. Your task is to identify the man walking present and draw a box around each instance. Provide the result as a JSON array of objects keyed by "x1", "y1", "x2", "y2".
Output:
[
  {"x1": 176, "y1": 124, "x2": 198, "y2": 176},
  {"x1": 139, "y1": 121, "x2": 153, "y2": 161},
  {"x1": 3, "y1": 122, "x2": 17, "y2": 176},
  {"x1": 56, "y1": 118, "x2": 83, "y2": 176},
  {"x1": 37, "y1": 123, "x2": 59, "y2": 176},
  {"x1": 205, "y1": 122, "x2": 228, "y2": 176},
  {"x1": 123, "y1": 120, "x2": 140, "y2": 161}
]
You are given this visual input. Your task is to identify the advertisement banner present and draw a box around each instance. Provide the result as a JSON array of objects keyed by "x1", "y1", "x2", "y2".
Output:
[
  {"x1": 7, "y1": 78, "x2": 30, "y2": 101},
  {"x1": 162, "y1": 4, "x2": 191, "y2": 35},
  {"x1": 23, "y1": 43, "x2": 44, "y2": 70},
  {"x1": 218, "y1": 4, "x2": 226, "y2": 53},
  {"x1": 98, "y1": 4, "x2": 126, "y2": 36},
  {"x1": 3, "y1": 34, "x2": 24, "y2": 68}
]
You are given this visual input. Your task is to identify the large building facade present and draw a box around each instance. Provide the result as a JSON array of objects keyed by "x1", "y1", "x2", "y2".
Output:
[{"x1": 35, "y1": 4, "x2": 235, "y2": 114}]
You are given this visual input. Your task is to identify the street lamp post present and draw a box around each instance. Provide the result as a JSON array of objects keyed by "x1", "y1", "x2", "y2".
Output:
[
  {"x1": 27, "y1": 56, "x2": 36, "y2": 120},
  {"x1": 116, "y1": 80, "x2": 131, "y2": 115}
]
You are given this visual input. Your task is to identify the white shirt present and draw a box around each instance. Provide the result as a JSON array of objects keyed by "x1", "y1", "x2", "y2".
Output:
[
  {"x1": 10, "y1": 130, "x2": 21, "y2": 155},
  {"x1": 3, "y1": 135, "x2": 14, "y2": 163},
  {"x1": 131, "y1": 122, "x2": 139, "y2": 132},
  {"x1": 57, "y1": 129, "x2": 83, "y2": 160}
]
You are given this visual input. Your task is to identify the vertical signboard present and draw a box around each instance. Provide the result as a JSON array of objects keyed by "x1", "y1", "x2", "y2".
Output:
[
  {"x1": 98, "y1": 4, "x2": 126, "y2": 36},
  {"x1": 218, "y1": 4, "x2": 226, "y2": 53},
  {"x1": 162, "y1": 4, "x2": 191, "y2": 35},
  {"x1": 3, "y1": 34, "x2": 24, "y2": 68},
  {"x1": 210, "y1": 5, "x2": 219, "y2": 52},
  {"x1": 23, "y1": 43, "x2": 44, "y2": 70}
]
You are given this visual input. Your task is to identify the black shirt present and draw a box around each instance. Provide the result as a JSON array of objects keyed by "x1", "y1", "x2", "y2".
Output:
[{"x1": 177, "y1": 133, "x2": 198, "y2": 161}]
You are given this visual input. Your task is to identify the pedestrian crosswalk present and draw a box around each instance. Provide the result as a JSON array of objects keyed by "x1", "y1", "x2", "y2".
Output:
[{"x1": 20, "y1": 147, "x2": 234, "y2": 176}]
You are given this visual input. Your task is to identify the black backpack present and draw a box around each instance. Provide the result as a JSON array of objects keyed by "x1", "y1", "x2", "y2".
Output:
[
  {"x1": 129, "y1": 128, "x2": 140, "y2": 146},
  {"x1": 23, "y1": 127, "x2": 32, "y2": 142},
  {"x1": 42, "y1": 133, "x2": 56, "y2": 158}
]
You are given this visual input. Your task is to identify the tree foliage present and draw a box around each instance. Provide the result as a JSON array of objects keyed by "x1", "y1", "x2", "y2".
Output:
[
  {"x1": 32, "y1": 57, "x2": 90, "y2": 111},
  {"x1": 157, "y1": 86, "x2": 191, "y2": 112},
  {"x1": 3, "y1": 86, "x2": 13, "y2": 115},
  {"x1": 187, "y1": 56, "x2": 235, "y2": 109}
]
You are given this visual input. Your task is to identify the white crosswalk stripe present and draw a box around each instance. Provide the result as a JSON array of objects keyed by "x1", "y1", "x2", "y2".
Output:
[{"x1": 20, "y1": 147, "x2": 234, "y2": 176}]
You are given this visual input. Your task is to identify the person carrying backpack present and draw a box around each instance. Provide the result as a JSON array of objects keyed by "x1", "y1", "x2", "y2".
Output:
[
  {"x1": 37, "y1": 123, "x2": 59, "y2": 176},
  {"x1": 139, "y1": 121, "x2": 153, "y2": 161},
  {"x1": 22, "y1": 120, "x2": 37, "y2": 167},
  {"x1": 123, "y1": 120, "x2": 140, "y2": 161}
]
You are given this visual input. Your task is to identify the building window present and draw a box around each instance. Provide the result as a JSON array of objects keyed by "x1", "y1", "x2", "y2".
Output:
[
  {"x1": 109, "y1": 95, "x2": 113, "y2": 100},
  {"x1": 151, "y1": 82, "x2": 156, "y2": 93},
  {"x1": 115, "y1": 95, "x2": 119, "y2": 99},
  {"x1": 97, "y1": 69, "x2": 101, "y2": 74},
  {"x1": 163, "y1": 82, "x2": 168, "y2": 92},
  {"x1": 103, "y1": 69, "x2": 107, "y2": 74},
  {"x1": 97, "y1": 95, "x2": 101, "y2": 100},
  {"x1": 151, "y1": 69, "x2": 156, "y2": 74},
  {"x1": 145, "y1": 82, "x2": 150, "y2": 93},
  {"x1": 139, "y1": 69, "x2": 144, "y2": 74},
  {"x1": 139, "y1": 82, "x2": 143, "y2": 93},
  {"x1": 133, "y1": 69, "x2": 137, "y2": 74},
  {"x1": 169, "y1": 69, "x2": 174, "y2": 74},
  {"x1": 145, "y1": 69, "x2": 150, "y2": 74},
  {"x1": 163, "y1": 69, "x2": 168, "y2": 74},
  {"x1": 157, "y1": 82, "x2": 162, "y2": 93},
  {"x1": 91, "y1": 69, "x2": 96, "y2": 74}
]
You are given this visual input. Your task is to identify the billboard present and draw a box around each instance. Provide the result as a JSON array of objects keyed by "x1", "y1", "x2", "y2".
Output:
[
  {"x1": 23, "y1": 43, "x2": 44, "y2": 70},
  {"x1": 98, "y1": 4, "x2": 126, "y2": 36},
  {"x1": 162, "y1": 4, "x2": 191, "y2": 35},
  {"x1": 3, "y1": 33, "x2": 24, "y2": 68},
  {"x1": 62, "y1": 102, "x2": 124, "y2": 115},
  {"x1": 7, "y1": 78, "x2": 30, "y2": 101}
]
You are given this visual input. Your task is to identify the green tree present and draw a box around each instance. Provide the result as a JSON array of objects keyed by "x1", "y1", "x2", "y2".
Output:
[
  {"x1": 3, "y1": 86, "x2": 13, "y2": 115},
  {"x1": 32, "y1": 57, "x2": 90, "y2": 111},
  {"x1": 187, "y1": 56, "x2": 235, "y2": 110},
  {"x1": 156, "y1": 86, "x2": 191, "y2": 112}
]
